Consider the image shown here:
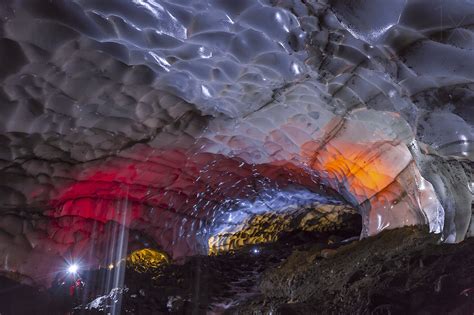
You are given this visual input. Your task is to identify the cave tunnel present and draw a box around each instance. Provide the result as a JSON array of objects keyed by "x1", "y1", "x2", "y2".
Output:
[{"x1": 0, "y1": 0, "x2": 473, "y2": 314}]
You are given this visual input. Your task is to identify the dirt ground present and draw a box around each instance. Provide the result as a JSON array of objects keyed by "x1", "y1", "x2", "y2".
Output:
[
  {"x1": 2, "y1": 226, "x2": 474, "y2": 314},
  {"x1": 231, "y1": 227, "x2": 474, "y2": 315}
]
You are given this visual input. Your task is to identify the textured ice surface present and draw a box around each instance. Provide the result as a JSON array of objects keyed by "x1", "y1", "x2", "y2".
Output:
[{"x1": 0, "y1": 0, "x2": 472, "y2": 283}]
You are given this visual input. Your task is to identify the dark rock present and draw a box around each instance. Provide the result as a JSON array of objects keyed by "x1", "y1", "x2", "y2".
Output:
[{"x1": 232, "y1": 227, "x2": 474, "y2": 314}]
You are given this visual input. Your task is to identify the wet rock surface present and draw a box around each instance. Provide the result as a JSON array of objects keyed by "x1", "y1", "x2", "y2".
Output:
[
  {"x1": 3, "y1": 226, "x2": 474, "y2": 314},
  {"x1": 232, "y1": 227, "x2": 474, "y2": 315},
  {"x1": 80, "y1": 228, "x2": 359, "y2": 314}
]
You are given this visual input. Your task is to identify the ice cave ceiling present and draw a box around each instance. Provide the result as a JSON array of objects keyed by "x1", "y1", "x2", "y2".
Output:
[{"x1": 0, "y1": 0, "x2": 472, "y2": 284}]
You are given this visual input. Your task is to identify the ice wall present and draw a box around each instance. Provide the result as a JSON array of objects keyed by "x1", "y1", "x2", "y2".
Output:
[{"x1": 0, "y1": 0, "x2": 472, "y2": 284}]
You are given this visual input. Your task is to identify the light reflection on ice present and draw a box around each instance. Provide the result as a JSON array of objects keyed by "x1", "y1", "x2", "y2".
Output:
[{"x1": 209, "y1": 185, "x2": 342, "y2": 237}]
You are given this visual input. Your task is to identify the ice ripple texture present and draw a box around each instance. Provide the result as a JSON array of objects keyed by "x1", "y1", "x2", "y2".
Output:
[{"x1": 0, "y1": 0, "x2": 472, "y2": 283}]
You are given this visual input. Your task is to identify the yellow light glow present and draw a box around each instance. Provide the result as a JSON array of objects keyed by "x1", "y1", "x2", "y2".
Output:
[
  {"x1": 208, "y1": 205, "x2": 356, "y2": 255},
  {"x1": 127, "y1": 248, "x2": 169, "y2": 272}
]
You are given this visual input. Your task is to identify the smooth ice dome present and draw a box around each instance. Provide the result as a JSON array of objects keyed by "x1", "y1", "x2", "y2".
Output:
[{"x1": 0, "y1": 0, "x2": 472, "y2": 285}]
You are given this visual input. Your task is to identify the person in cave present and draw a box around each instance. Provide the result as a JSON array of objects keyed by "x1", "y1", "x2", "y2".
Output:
[
  {"x1": 49, "y1": 268, "x2": 86, "y2": 306},
  {"x1": 70, "y1": 277, "x2": 85, "y2": 304}
]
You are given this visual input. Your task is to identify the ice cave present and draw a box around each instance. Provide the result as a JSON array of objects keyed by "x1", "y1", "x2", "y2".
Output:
[{"x1": 0, "y1": 0, "x2": 473, "y2": 314}]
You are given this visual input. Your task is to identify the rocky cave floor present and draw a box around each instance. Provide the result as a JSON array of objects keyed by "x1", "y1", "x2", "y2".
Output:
[{"x1": 2, "y1": 226, "x2": 474, "y2": 315}]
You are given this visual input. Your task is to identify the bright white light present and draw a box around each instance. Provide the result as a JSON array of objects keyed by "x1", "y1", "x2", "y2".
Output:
[
  {"x1": 149, "y1": 52, "x2": 171, "y2": 72},
  {"x1": 201, "y1": 85, "x2": 212, "y2": 98},
  {"x1": 198, "y1": 47, "x2": 212, "y2": 59},
  {"x1": 291, "y1": 62, "x2": 301, "y2": 75},
  {"x1": 252, "y1": 248, "x2": 260, "y2": 255},
  {"x1": 68, "y1": 264, "x2": 79, "y2": 274}
]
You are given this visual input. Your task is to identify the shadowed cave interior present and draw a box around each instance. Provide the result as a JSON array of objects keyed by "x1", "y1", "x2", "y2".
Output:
[{"x1": 0, "y1": 0, "x2": 473, "y2": 314}]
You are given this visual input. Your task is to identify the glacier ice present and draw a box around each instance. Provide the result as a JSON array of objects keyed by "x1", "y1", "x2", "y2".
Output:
[{"x1": 0, "y1": 0, "x2": 472, "y2": 284}]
